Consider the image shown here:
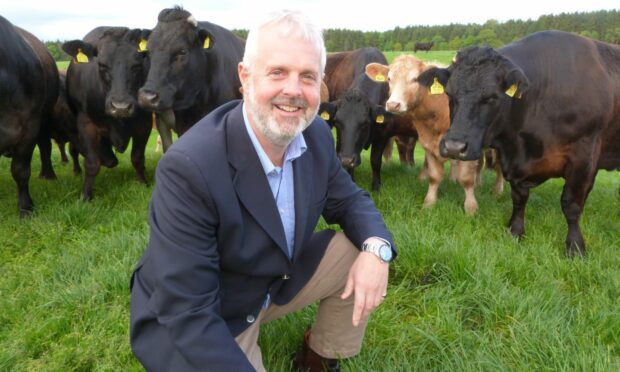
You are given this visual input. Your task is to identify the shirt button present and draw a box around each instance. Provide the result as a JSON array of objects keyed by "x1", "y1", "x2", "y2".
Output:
[
  {"x1": 282, "y1": 274, "x2": 290, "y2": 280},
  {"x1": 246, "y1": 315, "x2": 256, "y2": 323}
]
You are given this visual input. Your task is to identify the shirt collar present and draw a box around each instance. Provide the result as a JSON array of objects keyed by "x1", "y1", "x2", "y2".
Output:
[{"x1": 242, "y1": 102, "x2": 307, "y2": 175}]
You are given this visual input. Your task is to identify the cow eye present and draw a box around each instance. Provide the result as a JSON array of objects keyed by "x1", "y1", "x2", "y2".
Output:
[
  {"x1": 98, "y1": 64, "x2": 111, "y2": 80},
  {"x1": 173, "y1": 49, "x2": 188, "y2": 62}
]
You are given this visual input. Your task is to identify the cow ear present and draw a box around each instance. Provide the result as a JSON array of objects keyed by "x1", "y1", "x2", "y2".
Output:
[
  {"x1": 365, "y1": 63, "x2": 389, "y2": 83},
  {"x1": 370, "y1": 105, "x2": 392, "y2": 126},
  {"x1": 418, "y1": 66, "x2": 450, "y2": 91},
  {"x1": 319, "y1": 102, "x2": 337, "y2": 126},
  {"x1": 503, "y1": 67, "x2": 529, "y2": 99},
  {"x1": 62, "y1": 40, "x2": 97, "y2": 63},
  {"x1": 198, "y1": 29, "x2": 214, "y2": 50}
]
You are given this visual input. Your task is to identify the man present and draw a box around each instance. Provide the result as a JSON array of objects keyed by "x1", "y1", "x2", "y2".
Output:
[{"x1": 130, "y1": 10, "x2": 395, "y2": 372}]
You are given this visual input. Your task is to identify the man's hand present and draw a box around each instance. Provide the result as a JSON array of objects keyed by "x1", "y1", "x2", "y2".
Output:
[{"x1": 340, "y1": 251, "x2": 389, "y2": 326}]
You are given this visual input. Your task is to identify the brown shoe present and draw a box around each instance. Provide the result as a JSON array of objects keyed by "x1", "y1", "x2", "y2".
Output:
[{"x1": 292, "y1": 329, "x2": 341, "y2": 372}]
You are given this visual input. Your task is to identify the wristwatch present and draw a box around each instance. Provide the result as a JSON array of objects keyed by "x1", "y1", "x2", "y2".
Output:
[{"x1": 362, "y1": 241, "x2": 393, "y2": 263}]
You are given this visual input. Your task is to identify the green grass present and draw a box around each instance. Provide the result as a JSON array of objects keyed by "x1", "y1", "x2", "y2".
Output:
[
  {"x1": 1, "y1": 131, "x2": 619, "y2": 370},
  {"x1": 56, "y1": 61, "x2": 70, "y2": 71}
]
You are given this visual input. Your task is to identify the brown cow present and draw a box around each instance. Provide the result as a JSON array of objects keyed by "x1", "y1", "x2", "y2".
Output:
[{"x1": 367, "y1": 55, "x2": 503, "y2": 214}]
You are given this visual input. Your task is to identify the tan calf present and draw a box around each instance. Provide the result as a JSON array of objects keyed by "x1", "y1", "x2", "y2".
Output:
[{"x1": 366, "y1": 55, "x2": 497, "y2": 214}]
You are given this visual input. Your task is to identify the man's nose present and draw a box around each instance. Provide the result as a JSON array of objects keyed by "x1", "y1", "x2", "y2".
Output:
[{"x1": 282, "y1": 76, "x2": 302, "y2": 96}]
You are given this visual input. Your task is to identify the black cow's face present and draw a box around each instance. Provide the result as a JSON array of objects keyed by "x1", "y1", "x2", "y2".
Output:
[
  {"x1": 138, "y1": 17, "x2": 212, "y2": 112},
  {"x1": 97, "y1": 29, "x2": 150, "y2": 118},
  {"x1": 419, "y1": 46, "x2": 528, "y2": 160},
  {"x1": 330, "y1": 90, "x2": 374, "y2": 170}
]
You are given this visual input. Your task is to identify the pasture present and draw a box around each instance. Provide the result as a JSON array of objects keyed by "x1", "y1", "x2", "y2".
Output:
[{"x1": 0, "y1": 128, "x2": 619, "y2": 370}]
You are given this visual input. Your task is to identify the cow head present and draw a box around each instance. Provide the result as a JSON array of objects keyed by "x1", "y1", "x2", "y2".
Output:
[
  {"x1": 322, "y1": 89, "x2": 390, "y2": 171},
  {"x1": 418, "y1": 46, "x2": 529, "y2": 160},
  {"x1": 63, "y1": 28, "x2": 151, "y2": 118},
  {"x1": 138, "y1": 7, "x2": 213, "y2": 112},
  {"x1": 366, "y1": 55, "x2": 428, "y2": 114}
]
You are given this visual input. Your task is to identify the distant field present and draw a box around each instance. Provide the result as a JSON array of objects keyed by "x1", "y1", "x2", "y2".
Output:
[
  {"x1": 384, "y1": 50, "x2": 456, "y2": 65},
  {"x1": 56, "y1": 60, "x2": 70, "y2": 71}
]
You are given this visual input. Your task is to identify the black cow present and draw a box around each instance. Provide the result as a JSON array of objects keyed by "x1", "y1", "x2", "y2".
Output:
[
  {"x1": 0, "y1": 16, "x2": 59, "y2": 215},
  {"x1": 138, "y1": 7, "x2": 245, "y2": 152},
  {"x1": 418, "y1": 30, "x2": 620, "y2": 257},
  {"x1": 319, "y1": 48, "x2": 390, "y2": 179},
  {"x1": 414, "y1": 41, "x2": 434, "y2": 52},
  {"x1": 63, "y1": 27, "x2": 152, "y2": 200}
]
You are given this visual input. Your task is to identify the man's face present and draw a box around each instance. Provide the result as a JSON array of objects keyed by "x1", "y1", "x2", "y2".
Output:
[{"x1": 239, "y1": 28, "x2": 321, "y2": 147}]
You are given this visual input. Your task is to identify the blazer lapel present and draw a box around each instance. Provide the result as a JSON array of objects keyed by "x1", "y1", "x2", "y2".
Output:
[
  {"x1": 227, "y1": 105, "x2": 288, "y2": 255},
  {"x1": 292, "y1": 147, "x2": 313, "y2": 263}
]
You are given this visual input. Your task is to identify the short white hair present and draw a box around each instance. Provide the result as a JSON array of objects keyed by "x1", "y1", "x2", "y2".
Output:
[{"x1": 242, "y1": 10, "x2": 326, "y2": 76}]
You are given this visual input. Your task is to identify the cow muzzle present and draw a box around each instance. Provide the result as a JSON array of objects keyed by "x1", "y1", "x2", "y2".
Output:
[
  {"x1": 138, "y1": 88, "x2": 161, "y2": 110},
  {"x1": 338, "y1": 155, "x2": 359, "y2": 170},
  {"x1": 440, "y1": 138, "x2": 470, "y2": 160},
  {"x1": 108, "y1": 101, "x2": 135, "y2": 118}
]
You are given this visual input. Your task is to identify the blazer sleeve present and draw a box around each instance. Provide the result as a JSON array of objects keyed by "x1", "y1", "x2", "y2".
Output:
[
  {"x1": 145, "y1": 149, "x2": 255, "y2": 371},
  {"x1": 317, "y1": 123, "x2": 396, "y2": 251}
]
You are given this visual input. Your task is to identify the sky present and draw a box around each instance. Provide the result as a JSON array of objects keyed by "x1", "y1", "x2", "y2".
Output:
[{"x1": 4, "y1": 0, "x2": 619, "y2": 41}]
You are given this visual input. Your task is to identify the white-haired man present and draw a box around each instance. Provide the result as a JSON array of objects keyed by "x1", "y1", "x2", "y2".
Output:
[{"x1": 130, "y1": 9, "x2": 395, "y2": 372}]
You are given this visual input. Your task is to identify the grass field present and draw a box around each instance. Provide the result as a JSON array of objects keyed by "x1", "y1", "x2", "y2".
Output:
[{"x1": 0, "y1": 129, "x2": 618, "y2": 370}]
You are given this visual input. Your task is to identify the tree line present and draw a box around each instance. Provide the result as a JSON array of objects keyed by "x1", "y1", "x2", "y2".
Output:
[{"x1": 47, "y1": 9, "x2": 620, "y2": 61}]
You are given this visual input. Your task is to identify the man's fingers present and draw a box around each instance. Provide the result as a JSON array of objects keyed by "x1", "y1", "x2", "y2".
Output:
[{"x1": 340, "y1": 276, "x2": 354, "y2": 300}]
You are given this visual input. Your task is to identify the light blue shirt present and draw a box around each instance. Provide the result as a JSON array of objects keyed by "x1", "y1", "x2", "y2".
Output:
[{"x1": 242, "y1": 104, "x2": 307, "y2": 259}]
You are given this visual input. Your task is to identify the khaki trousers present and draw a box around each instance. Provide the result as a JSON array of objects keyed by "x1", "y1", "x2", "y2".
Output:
[{"x1": 234, "y1": 232, "x2": 367, "y2": 371}]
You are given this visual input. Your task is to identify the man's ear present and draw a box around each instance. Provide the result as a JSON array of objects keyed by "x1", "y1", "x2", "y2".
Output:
[
  {"x1": 318, "y1": 101, "x2": 337, "y2": 127},
  {"x1": 198, "y1": 28, "x2": 214, "y2": 51},
  {"x1": 503, "y1": 67, "x2": 529, "y2": 99},
  {"x1": 365, "y1": 63, "x2": 390, "y2": 83},
  {"x1": 62, "y1": 40, "x2": 97, "y2": 63}
]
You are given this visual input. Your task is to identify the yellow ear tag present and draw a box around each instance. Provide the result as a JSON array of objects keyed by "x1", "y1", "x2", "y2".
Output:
[
  {"x1": 138, "y1": 39, "x2": 148, "y2": 52},
  {"x1": 320, "y1": 111, "x2": 330, "y2": 120},
  {"x1": 203, "y1": 37, "x2": 211, "y2": 49},
  {"x1": 375, "y1": 73, "x2": 386, "y2": 82},
  {"x1": 376, "y1": 114, "x2": 385, "y2": 124},
  {"x1": 76, "y1": 48, "x2": 89, "y2": 63},
  {"x1": 430, "y1": 77, "x2": 444, "y2": 95},
  {"x1": 505, "y1": 83, "x2": 518, "y2": 98}
]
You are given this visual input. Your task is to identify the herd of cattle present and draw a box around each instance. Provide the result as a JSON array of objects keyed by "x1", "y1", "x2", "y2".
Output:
[{"x1": 1, "y1": 7, "x2": 619, "y2": 257}]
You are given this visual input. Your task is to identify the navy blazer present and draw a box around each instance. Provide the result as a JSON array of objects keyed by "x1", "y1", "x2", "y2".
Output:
[{"x1": 130, "y1": 100, "x2": 395, "y2": 371}]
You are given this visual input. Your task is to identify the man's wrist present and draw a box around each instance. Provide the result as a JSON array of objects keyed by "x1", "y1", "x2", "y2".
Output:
[{"x1": 361, "y1": 238, "x2": 393, "y2": 263}]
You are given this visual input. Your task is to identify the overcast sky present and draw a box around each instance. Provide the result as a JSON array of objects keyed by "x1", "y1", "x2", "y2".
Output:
[{"x1": 4, "y1": 0, "x2": 619, "y2": 41}]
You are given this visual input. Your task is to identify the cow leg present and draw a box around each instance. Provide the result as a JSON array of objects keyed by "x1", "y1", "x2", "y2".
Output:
[
  {"x1": 560, "y1": 161, "x2": 597, "y2": 258},
  {"x1": 37, "y1": 128, "x2": 56, "y2": 180},
  {"x1": 418, "y1": 155, "x2": 429, "y2": 181},
  {"x1": 69, "y1": 142, "x2": 81, "y2": 174},
  {"x1": 448, "y1": 159, "x2": 459, "y2": 182},
  {"x1": 370, "y1": 136, "x2": 390, "y2": 192},
  {"x1": 456, "y1": 160, "x2": 480, "y2": 215},
  {"x1": 508, "y1": 182, "x2": 530, "y2": 239},
  {"x1": 422, "y1": 152, "x2": 444, "y2": 208},
  {"x1": 131, "y1": 121, "x2": 152, "y2": 184},
  {"x1": 11, "y1": 143, "x2": 36, "y2": 216},
  {"x1": 57, "y1": 140, "x2": 69, "y2": 163},
  {"x1": 77, "y1": 115, "x2": 102, "y2": 201},
  {"x1": 396, "y1": 135, "x2": 414, "y2": 166}
]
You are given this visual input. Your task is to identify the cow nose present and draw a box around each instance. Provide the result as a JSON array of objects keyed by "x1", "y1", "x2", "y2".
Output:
[
  {"x1": 339, "y1": 156, "x2": 356, "y2": 169},
  {"x1": 386, "y1": 101, "x2": 401, "y2": 112},
  {"x1": 109, "y1": 101, "x2": 134, "y2": 117},
  {"x1": 111, "y1": 101, "x2": 131, "y2": 110},
  {"x1": 139, "y1": 88, "x2": 160, "y2": 108},
  {"x1": 440, "y1": 139, "x2": 468, "y2": 159}
]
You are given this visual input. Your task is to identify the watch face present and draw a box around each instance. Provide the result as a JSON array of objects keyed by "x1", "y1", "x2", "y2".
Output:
[{"x1": 379, "y1": 245, "x2": 392, "y2": 262}]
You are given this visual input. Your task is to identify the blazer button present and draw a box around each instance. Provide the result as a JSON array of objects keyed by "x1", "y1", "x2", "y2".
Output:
[
  {"x1": 246, "y1": 315, "x2": 256, "y2": 323},
  {"x1": 282, "y1": 274, "x2": 290, "y2": 280}
]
